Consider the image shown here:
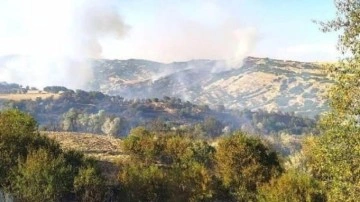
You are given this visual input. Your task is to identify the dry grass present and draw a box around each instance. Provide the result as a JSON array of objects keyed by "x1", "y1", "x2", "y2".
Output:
[
  {"x1": 42, "y1": 131, "x2": 126, "y2": 162},
  {"x1": 42, "y1": 131, "x2": 127, "y2": 184},
  {"x1": 0, "y1": 92, "x2": 60, "y2": 101}
]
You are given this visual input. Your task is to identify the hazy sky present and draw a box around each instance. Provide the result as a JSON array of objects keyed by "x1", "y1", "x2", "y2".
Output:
[{"x1": 0, "y1": 0, "x2": 338, "y2": 63}]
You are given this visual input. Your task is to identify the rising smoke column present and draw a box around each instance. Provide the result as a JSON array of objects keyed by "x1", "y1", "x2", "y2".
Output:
[{"x1": 0, "y1": 0, "x2": 129, "y2": 88}]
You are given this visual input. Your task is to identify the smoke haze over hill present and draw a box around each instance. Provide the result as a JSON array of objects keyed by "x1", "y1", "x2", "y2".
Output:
[{"x1": 0, "y1": 0, "x2": 259, "y2": 89}]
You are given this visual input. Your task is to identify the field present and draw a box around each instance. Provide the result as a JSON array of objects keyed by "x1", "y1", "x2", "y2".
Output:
[
  {"x1": 42, "y1": 131, "x2": 125, "y2": 162},
  {"x1": 43, "y1": 131, "x2": 125, "y2": 183},
  {"x1": 0, "y1": 91, "x2": 60, "y2": 101}
]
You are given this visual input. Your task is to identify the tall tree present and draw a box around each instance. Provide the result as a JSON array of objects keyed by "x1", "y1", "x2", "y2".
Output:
[{"x1": 306, "y1": 1, "x2": 360, "y2": 201}]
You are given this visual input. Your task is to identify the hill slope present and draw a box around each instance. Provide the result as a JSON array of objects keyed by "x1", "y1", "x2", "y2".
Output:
[{"x1": 90, "y1": 57, "x2": 332, "y2": 117}]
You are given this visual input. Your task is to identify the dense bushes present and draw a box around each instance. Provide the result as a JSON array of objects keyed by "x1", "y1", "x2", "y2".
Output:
[
  {"x1": 120, "y1": 127, "x2": 218, "y2": 201},
  {"x1": 119, "y1": 128, "x2": 284, "y2": 201},
  {"x1": 0, "y1": 109, "x2": 105, "y2": 201}
]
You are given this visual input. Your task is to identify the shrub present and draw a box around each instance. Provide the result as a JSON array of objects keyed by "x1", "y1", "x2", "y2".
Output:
[
  {"x1": 74, "y1": 166, "x2": 106, "y2": 202},
  {"x1": 258, "y1": 170, "x2": 326, "y2": 202},
  {"x1": 215, "y1": 131, "x2": 283, "y2": 201},
  {"x1": 13, "y1": 149, "x2": 73, "y2": 202}
]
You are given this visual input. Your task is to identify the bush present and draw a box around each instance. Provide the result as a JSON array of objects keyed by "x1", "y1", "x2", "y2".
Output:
[
  {"x1": 118, "y1": 164, "x2": 169, "y2": 201},
  {"x1": 74, "y1": 166, "x2": 106, "y2": 202},
  {"x1": 13, "y1": 149, "x2": 73, "y2": 202},
  {"x1": 0, "y1": 109, "x2": 61, "y2": 189},
  {"x1": 215, "y1": 131, "x2": 283, "y2": 201},
  {"x1": 0, "y1": 109, "x2": 104, "y2": 201},
  {"x1": 258, "y1": 170, "x2": 326, "y2": 202},
  {"x1": 120, "y1": 128, "x2": 218, "y2": 201}
]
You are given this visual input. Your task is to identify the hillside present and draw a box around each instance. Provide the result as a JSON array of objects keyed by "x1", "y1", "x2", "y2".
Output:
[
  {"x1": 90, "y1": 57, "x2": 332, "y2": 117},
  {"x1": 0, "y1": 88, "x2": 316, "y2": 137}
]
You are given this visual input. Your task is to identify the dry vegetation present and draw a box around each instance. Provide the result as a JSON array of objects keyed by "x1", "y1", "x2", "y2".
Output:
[
  {"x1": 0, "y1": 91, "x2": 60, "y2": 101},
  {"x1": 42, "y1": 131, "x2": 125, "y2": 162}
]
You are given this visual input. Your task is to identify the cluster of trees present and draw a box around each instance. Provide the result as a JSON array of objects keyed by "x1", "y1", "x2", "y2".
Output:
[
  {"x1": 61, "y1": 109, "x2": 129, "y2": 136},
  {"x1": 237, "y1": 109, "x2": 317, "y2": 135},
  {"x1": 43, "y1": 86, "x2": 73, "y2": 94},
  {"x1": 0, "y1": 110, "x2": 107, "y2": 201},
  {"x1": 117, "y1": 127, "x2": 329, "y2": 202},
  {"x1": 0, "y1": 82, "x2": 24, "y2": 94},
  {"x1": 2, "y1": 87, "x2": 316, "y2": 139}
]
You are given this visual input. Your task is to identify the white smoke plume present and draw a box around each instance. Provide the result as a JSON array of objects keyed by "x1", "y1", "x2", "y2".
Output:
[
  {"x1": 110, "y1": 0, "x2": 258, "y2": 71},
  {"x1": 0, "y1": 0, "x2": 128, "y2": 88}
]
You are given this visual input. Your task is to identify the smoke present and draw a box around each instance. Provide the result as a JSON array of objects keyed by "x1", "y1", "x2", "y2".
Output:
[
  {"x1": 0, "y1": 0, "x2": 128, "y2": 88},
  {"x1": 0, "y1": 0, "x2": 257, "y2": 89},
  {"x1": 105, "y1": 0, "x2": 258, "y2": 70}
]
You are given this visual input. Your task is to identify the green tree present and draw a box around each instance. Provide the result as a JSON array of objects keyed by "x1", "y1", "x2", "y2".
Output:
[
  {"x1": 0, "y1": 109, "x2": 61, "y2": 189},
  {"x1": 215, "y1": 131, "x2": 282, "y2": 201},
  {"x1": 305, "y1": 1, "x2": 360, "y2": 201},
  {"x1": 0, "y1": 109, "x2": 37, "y2": 136},
  {"x1": 13, "y1": 149, "x2": 73, "y2": 202}
]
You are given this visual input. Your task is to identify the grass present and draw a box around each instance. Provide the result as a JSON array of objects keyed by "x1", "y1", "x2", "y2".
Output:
[
  {"x1": 42, "y1": 131, "x2": 126, "y2": 162},
  {"x1": 42, "y1": 131, "x2": 127, "y2": 184},
  {"x1": 40, "y1": 131, "x2": 127, "y2": 185},
  {"x1": 0, "y1": 92, "x2": 60, "y2": 101}
]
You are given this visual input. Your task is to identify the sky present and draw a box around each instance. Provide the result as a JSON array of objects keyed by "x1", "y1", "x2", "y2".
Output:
[{"x1": 0, "y1": 0, "x2": 339, "y2": 63}]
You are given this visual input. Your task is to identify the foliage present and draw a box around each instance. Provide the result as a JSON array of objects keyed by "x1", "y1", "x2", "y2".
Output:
[
  {"x1": 0, "y1": 109, "x2": 37, "y2": 136},
  {"x1": 118, "y1": 164, "x2": 170, "y2": 201},
  {"x1": 258, "y1": 170, "x2": 326, "y2": 202},
  {"x1": 120, "y1": 127, "x2": 219, "y2": 201},
  {"x1": 201, "y1": 117, "x2": 225, "y2": 138},
  {"x1": 0, "y1": 109, "x2": 61, "y2": 189},
  {"x1": 305, "y1": 1, "x2": 360, "y2": 201},
  {"x1": 121, "y1": 128, "x2": 284, "y2": 201},
  {"x1": 0, "y1": 109, "x2": 105, "y2": 201},
  {"x1": 12, "y1": 149, "x2": 73, "y2": 202},
  {"x1": 3, "y1": 88, "x2": 316, "y2": 138},
  {"x1": 74, "y1": 166, "x2": 106, "y2": 202},
  {"x1": 0, "y1": 82, "x2": 23, "y2": 93},
  {"x1": 215, "y1": 131, "x2": 283, "y2": 201},
  {"x1": 43, "y1": 86, "x2": 72, "y2": 93},
  {"x1": 304, "y1": 127, "x2": 360, "y2": 201}
]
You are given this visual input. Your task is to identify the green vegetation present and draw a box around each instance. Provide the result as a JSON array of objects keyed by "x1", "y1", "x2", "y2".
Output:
[
  {"x1": 0, "y1": 109, "x2": 105, "y2": 201},
  {"x1": 119, "y1": 128, "x2": 283, "y2": 201},
  {"x1": 215, "y1": 132, "x2": 282, "y2": 201},
  {"x1": 0, "y1": 109, "x2": 289, "y2": 201},
  {"x1": 1, "y1": 89, "x2": 317, "y2": 139},
  {"x1": 303, "y1": 1, "x2": 360, "y2": 201},
  {"x1": 258, "y1": 170, "x2": 326, "y2": 202}
]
